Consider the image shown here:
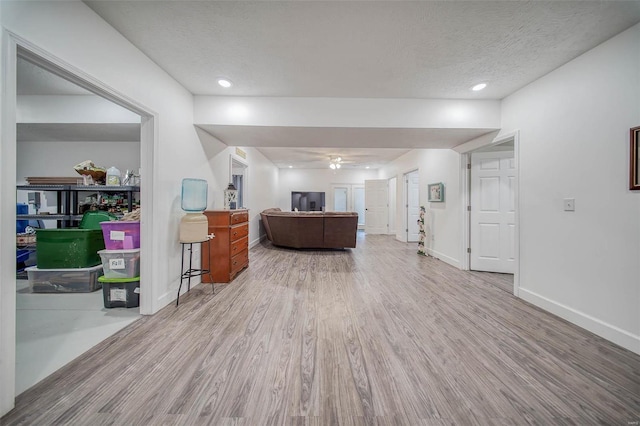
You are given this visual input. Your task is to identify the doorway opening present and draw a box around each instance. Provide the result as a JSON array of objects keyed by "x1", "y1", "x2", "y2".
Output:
[
  {"x1": 2, "y1": 36, "x2": 157, "y2": 412},
  {"x1": 13, "y1": 52, "x2": 145, "y2": 396},
  {"x1": 230, "y1": 155, "x2": 248, "y2": 209},
  {"x1": 461, "y1": 132, "x2": 519, "y2": 296},
  {"x1": 331, "y1": 184, "x2": 365, "y2": 228}
]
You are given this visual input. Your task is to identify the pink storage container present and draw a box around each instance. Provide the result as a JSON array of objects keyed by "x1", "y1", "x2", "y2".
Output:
[{"x1": 100, "y1": 221, "x2": 140, "y2": 250}]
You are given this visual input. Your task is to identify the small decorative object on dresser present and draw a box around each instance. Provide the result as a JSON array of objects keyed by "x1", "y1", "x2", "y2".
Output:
[
  {"x1": 630, "y1": 126, "x2": 640, "y2": 190},
  {"x1": 224, "y1": 183, "x2": 238, "y2": 209},
  {"x1": 202, "y1": 209, "x2": 249, "y2": 283}
]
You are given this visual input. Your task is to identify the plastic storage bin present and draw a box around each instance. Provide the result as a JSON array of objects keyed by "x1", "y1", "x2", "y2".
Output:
[
  {"x1": 36, "y1": 228, "x2": 105, "y2": 269},
  {"x1": 100, "y1": 221, "x2": 140, "y2": 250},
  {"x1": 99, "y1": 276, "x2": 140, "y2": 308},
  {"x1": 26, "y1": 264, "x2": 103, "y2": 293},
  {"x1": 98, "y1": 248, "x2": 140, "y2": 279},
  {"x1": 79, "y1": 210, "x2": 118, "y2": 230},
  {"x1": 17, "y1": 203, "x2": 29, "y2": 233}
]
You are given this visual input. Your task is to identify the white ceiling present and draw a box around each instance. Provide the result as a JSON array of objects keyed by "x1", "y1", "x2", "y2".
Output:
[
  {"x1": 197, "y1": 124, "x2": 496, "y2": 168},
  {"x1": 85, "y1": 1, "x2": 640, "y2": 99},
  {"x1": 17, "y1": 123, "x2": 140, "y2": 143},
  {"x1": 24, "y1": 2, "x2": 640, "y2": 168},
  {"x1": 17, "y1": 57, "x2": 92, "y2": 96}
]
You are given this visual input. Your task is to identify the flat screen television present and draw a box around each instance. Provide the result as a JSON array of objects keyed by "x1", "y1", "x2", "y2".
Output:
[{"x1": 291, "y1": 191, "x2": 325, "y2": 211}]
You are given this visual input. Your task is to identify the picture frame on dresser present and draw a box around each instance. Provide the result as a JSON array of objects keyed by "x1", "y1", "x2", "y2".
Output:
[{"x1": 630, "y1": 126, "x2": 640, "y2": 190}]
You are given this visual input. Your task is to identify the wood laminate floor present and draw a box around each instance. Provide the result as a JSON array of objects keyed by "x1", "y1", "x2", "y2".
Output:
[{"x1": 3, "y1": 234, "x2": 639, "y2": 425}]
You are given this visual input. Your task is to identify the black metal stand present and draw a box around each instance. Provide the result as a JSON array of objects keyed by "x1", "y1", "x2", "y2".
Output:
[{"x1": 177, "y1": 239, "x2": 214, "y2": 306}]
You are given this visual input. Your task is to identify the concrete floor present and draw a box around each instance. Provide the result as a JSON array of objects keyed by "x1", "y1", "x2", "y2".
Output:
[{"x1": 15, "y1": 278, "x2": 141, "y2": 395}]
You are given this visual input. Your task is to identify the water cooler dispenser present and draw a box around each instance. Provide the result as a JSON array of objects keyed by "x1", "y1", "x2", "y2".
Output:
[{"x1": 179, "y1": 178, "x2": 208, "y2": 243}]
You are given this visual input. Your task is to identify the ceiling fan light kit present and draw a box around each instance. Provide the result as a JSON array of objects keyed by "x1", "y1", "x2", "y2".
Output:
[{"x1": 329, "y1": 156, "x2": 343, "y2": 169}]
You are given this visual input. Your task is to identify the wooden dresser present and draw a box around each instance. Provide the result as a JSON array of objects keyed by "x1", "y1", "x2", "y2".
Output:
[{"x1": 202, "y1": 209, "x2": 249, "y2": 283}]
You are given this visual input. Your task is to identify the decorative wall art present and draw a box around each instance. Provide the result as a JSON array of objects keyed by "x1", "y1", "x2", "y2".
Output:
[
  {"x1": 630, "y1": 126, "x2": 640, "y2": 190},
  {"x1": 428, "y1": 182, "x2": 444, "y2": 202}
]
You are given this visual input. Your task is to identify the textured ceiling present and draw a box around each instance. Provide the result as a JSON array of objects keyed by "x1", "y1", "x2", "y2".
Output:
[
  {"x1": 22, "y1": 2, "x2": 640, "y2": 168},
  {"x1": 85, "y1": 1, "x2": 640, "y2": 99}
]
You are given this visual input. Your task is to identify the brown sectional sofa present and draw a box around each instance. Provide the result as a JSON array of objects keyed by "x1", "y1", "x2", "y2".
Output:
[{"x1": 260, "y1": 208, "x2": 358, "y2": 249}]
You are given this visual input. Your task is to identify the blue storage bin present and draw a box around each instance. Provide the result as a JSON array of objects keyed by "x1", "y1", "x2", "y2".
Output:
[{"x1": 17, "y1": 203, "x2": 28, "y2": 233}]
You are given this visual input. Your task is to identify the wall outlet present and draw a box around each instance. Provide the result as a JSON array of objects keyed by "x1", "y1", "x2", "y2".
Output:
[{"x1": 564, "y1": 198, "x2": 575, "y2": 211}]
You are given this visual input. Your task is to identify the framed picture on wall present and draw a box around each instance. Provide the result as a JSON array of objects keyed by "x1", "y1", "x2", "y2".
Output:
[
  {"x1": 631, "y1": 126, "x2": 640, "y2": 190},
  {"x1": 428, "y1": 182, "x2": 444, "y2": 202}
]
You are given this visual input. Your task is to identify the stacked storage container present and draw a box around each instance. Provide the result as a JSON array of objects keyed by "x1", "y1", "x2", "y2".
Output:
[
  {"x1": 98, "y1": 220, "x2": 141, "y2": 308},
  {"x1": 26, "y1": 212, "x2": 117, "y2": 292}
]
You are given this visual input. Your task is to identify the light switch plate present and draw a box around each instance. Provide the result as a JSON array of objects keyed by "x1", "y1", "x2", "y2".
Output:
[{"x1": 564, "y1": 198, "x2": 575, "y2": 211}]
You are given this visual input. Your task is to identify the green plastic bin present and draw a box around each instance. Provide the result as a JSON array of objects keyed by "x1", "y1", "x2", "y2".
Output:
[
  {"x1": 36, "y1": 228, "x2": 105, "y2": 269},
  {"x1": 79, "y1": 210, "x2": 118, "y2": 230}
]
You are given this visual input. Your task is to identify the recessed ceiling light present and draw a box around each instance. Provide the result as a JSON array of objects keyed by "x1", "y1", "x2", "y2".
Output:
[
  {"x1": 288, "y1": 165, "x2": 293, "y2": 168},
  {"x1": 472, "y1": 83, "x2": 487, "y2": 91},
  {"x1": 365, "y1": 166, "x2": 370, "y2": 169},
  {"x1": 217, "y1": 78, "x2": 232, "y2": 88}
]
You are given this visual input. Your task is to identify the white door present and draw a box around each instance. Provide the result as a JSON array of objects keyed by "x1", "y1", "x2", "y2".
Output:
[
  {"x1": 333, "y1": 186, "x2": 348, "y2": 211},
  {"x1": 406, "y1": 171, "x2": 420, "y2": 242},
  {"x1": 364, "y1": 179, "x2": 388, "y2": 234},
  {"x1": 333, "y1": 184, "x2": 365, "y2": 228},
  {"x1": 470, "y1": 151, "x2": 516, "y2": 273},
  {"x1": 352, "y1": 185, "x2": 365, "y2": 228}
]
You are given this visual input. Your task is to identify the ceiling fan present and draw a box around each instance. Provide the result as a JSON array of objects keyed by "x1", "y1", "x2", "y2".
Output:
[{"x1": 328, "y1": 156, "x2": 354, "y2": 169}]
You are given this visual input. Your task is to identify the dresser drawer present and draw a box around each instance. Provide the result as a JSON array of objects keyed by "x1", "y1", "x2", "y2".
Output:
[
  {"x1": 202, "y1": 209, "x2": 249, "y2": 283},
  {"x1": 231, "y1": 211, "x2": 249, "y2": 225},
  {"x1": 230, "y1": 249, "x2": 248, "y2": 276},
  {"x1": 230, "y1": 223, "x2": 248, "y2": 241},
  {"x1": 230, "y1": 236, "x2": 248, "y2": 257}
]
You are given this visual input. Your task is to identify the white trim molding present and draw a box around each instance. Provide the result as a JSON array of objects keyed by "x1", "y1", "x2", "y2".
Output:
[{"x1": 520, "y1": 288, "x2": 640, "y2": 355}]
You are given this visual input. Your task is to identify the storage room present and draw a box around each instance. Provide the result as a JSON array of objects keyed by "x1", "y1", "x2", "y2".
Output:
[{"x1": 14, "y1": 56, "x2": 144, "y2": 394}]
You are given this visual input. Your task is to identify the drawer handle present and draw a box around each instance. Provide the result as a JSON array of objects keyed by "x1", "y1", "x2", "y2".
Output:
[
  {"x1": 233, "y1": 231, "x2": 237, "y2": 236},
  {"x1": 233, "y1": 246, "x2": 237, "y2": 251}
]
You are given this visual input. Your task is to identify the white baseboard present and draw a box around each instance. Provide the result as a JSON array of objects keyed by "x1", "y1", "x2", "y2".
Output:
[
  {"x1": 250, "y1": 234, "x2": 266, "y2": 248},
  {"x1": 426, "y1": 248, "x2": 460, "y2": 269},
  {"x1": 519, "y1": 288, "x2": 640, "y2": 355}
]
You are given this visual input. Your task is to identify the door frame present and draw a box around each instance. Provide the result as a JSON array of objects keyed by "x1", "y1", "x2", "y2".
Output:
[
  {"x1": 459, "y1": 131, "x2": 520, "y2": 296},
  {"x1": 404, "y1": 169, "x2": 420, "y2": 242},
  {"x1": 229, "y1": 154, "x2": 248, "y2": 209},
  {"x1": 1, "y1": 31, "x2": 157, "y2": 414},
  {"x1": 332, "y1": 183, "x2": 365, "y2": 228},
  {"x1": 387, "y1": 176, "x2": 397, "y2": 235}
]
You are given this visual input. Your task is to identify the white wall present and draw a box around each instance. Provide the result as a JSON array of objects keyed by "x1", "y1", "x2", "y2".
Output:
[
  {"x1": 0, "y1": 1, "x2": 17, "y2": 414},
  {"x1": 17, "y1": 95, "x2": 139, "y2": 123},
  {"x1": 195, "y1": 96, "x2": 501, "y2": 129},
  {"x1": 0, "y1": 1, "x2": 230, "y2": 413},
  {"x1": 378, "y1": 149, "x2": 461, "y2": 267},
  {"x1": 204, "y1": 144, "x2": 279, "y2": 246},
  {"x1": 2, "y1": 0, "x2": 219, "y2": 309},
  {"x1": 17, "y1": 141, "x2": 141, "y2": 184},
  {"x1": 16, "y1": 140, "x2": 141, "y2": 222},
  {"x1": 277, "y1": 168, "x2": 377, "y2": 212},
  {"x1": 500, "y1": 24, "x2": 640, "y2": 353}
]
